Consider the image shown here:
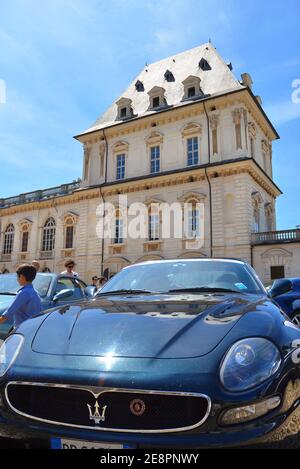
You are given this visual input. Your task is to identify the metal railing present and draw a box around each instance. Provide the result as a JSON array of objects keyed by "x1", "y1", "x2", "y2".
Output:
[
  {"x1": 251, "y1": 229, "x2": 300, "y2": 245},
  {"x1": 0, "y1": 181, "x2": 81, "y2": 209}
]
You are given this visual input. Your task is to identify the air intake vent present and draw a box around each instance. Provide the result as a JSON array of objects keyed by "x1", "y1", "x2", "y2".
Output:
[
  {"x1": 164, "y1": 70, "x2": 175, "y2": 82},
  {"x1": 135, "y1": 80, "x2": 144, "y2": 92},
  {"x1": 199, "y1": 58, "x2": 211, "y2": 71}
]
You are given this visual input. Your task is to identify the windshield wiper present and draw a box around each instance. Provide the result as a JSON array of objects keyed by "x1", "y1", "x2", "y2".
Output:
[
  {"x1": 0, "y1": 292, "x2": 17, "y2": 296},
  {"x1": 168, "y1": 287, "x2": 240, "y2": 294},
  {"x1": 97, "y1": 289, "x2": 159, "y2": 296}
]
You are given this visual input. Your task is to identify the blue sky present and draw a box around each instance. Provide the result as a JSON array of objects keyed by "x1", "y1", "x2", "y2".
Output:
[{"x1": 0, "y1": 0, "x2": 299, "y2": 229}]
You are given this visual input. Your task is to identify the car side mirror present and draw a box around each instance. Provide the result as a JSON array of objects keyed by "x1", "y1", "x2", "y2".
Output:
[
  {"x1": 53, "y1": 289, "x2": 74, "y2": 303},
  {"x1": 269, "y1": 279, "x2": 293, "y2": 298},
  {"x1": 85, "y1": 286, "x2": 97, "y2": 298}
]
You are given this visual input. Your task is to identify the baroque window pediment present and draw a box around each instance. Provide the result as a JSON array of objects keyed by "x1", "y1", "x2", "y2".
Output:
[
  {"x1": 18, "y1": 218, "x2": 33, "y2": 230},
  {"x1": 112, "y1": 140, "x2": 129, "y2": 154},
  {"x1": 178, "y1": 191, "x2": 206, "y2": 203},
  {"x1": 261, "y1": 248, "x2": 293, "y2": 259},
  {"x1": 145, "y1": 131, "x2": 164, "y2": 146},
  {"x1": 144, "y1": 197, "x2": 165, "y2": 206},
  {"x1": 60, "y1": 211, "x2": 79, "y2": 225},
  {"x1": 181, "y1": 122, "x2": 202, "y2": 137}
]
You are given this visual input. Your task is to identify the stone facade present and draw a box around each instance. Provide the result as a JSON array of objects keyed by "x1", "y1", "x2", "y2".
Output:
[{"x1": 0, "y1": 43, "x2": 298, "y2": 284}]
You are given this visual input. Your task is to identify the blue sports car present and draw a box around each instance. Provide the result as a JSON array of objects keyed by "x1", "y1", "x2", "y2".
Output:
[
  {"x1": 268, "y1": 278, "x2": 300, "y2": 325},
  {"x1": 0, "y1": 273, "x2": 91, "y2": 339},
  {"x1": 1, "y1": 259, "x2": 300, "y2": 449}
]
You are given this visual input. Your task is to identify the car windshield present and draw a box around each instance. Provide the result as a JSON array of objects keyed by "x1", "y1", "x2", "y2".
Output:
[
  {"x1": 0, "y1": 273, "x2": 53, "y2": 298},
  {"x1": 98, "y1": 260, "x2": 264, "y2": 295}
]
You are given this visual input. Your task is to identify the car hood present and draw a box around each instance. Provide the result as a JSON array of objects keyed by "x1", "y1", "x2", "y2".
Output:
[{"x1": 31, "y1": 293, "x2": 265, "y2": 359}]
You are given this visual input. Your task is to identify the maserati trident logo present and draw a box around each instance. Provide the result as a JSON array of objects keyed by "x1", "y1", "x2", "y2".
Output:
[{"x1": 87, "y1": 401, "x2": 107, "y2": 425}]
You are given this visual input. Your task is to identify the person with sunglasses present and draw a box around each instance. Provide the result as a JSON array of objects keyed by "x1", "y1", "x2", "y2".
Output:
[{"x1": 60, "y1": 260, "x2": 79, "y2": 278}]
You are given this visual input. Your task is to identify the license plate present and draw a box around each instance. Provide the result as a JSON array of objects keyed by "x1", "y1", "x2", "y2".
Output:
[{"x1": 51, "y1": 437, "x2": 129, "y2": 449}]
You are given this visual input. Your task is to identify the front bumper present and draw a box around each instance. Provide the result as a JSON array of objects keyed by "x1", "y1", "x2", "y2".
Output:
[{"x1": 1, "y1": 390, "x2": 300, "y2": 449}]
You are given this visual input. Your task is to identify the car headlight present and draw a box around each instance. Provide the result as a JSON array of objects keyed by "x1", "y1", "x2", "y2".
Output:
[
  {"x1": 220, "y1": 338, "x2": 281, "y2": 392},
  {"x1": 0, "y1": 335, "x2": 24, "y2": 377}
]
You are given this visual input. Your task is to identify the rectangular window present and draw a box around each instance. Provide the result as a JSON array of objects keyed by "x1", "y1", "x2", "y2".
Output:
[
  {"x1": 65, "y1": 226, "x2": 74, "y2": 249},
  {"x1": 21, "y1": 231, "x2": 29, "y2": 252},
  {"x1": 188, "y1": 87, "x2": 196, "y2": 98},
  {"x1": 152, "y1": 97, "x2": 160, "y2": 108},
  {"x1": 187, "y1": 137, "x2": 199, "y2": 166},
  {"x1": 188, "y1": 209, "x2": 200, "y2": 238},
  {"x1": 115, "y1": 218, "x2": 123, "y2": 244},
  {"x1": 120, "y1": 107, "x2": 127, "y2": 118},
  {"x1": 270, "y1": 266, "x2": 285, "y2": 280},
  {"x1": 150, "y1": 146, "x2": 160, "y2": 173},
  {"x1": 116, "y1": 154, "x2": 126, "y2": 180},
  {"x1": 149, "y1": 214, "x2": 160, "y2": 241}
]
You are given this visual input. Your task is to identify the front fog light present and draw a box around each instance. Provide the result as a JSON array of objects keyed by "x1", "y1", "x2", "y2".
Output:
[{"x1": 220, "y1": 396, "x2": 281, "y2": 426}]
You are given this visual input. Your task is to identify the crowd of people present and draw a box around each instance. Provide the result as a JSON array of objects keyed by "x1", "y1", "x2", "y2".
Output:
[
  {"x1": 0, "y1": 258, "x2": 108, "y2": 332},
  {"x1": 31, "y1": 258, "x2": 107, "y2": 288}
]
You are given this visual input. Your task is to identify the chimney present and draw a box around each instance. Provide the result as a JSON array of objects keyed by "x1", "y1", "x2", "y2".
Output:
[{"x1": 241, "y1": 73, "x2": 253, "y2": 90}]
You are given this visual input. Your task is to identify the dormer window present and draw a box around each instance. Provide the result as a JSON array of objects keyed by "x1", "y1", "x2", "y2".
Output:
[
  {"x1": 199, "y1": 58, "x2": 211, "y2": 71},
  {"x1": 120, "y1": 107, "x2": 127, "y2": 118},
  {"x1": 148, "y1": 86, "x2": 167, "y2": 111},
  {"x1": 182, "y1": 76, "x2": 202, "y2": 100},
  {"x1": 164, "y1": 69, "x2": 175, "y2": 82},
  {"x1": 188, "y1": 87, "x2": 196, "y2": 98},
  {"x1": 152, "y1": 97, "x2": 160, "y2": 108},
  {"x1": 116, "y1": 97, "x2": 133, "y2": 120},
  {"x1": 135, "y1": 80, "x2": 144, "y2": 92}
]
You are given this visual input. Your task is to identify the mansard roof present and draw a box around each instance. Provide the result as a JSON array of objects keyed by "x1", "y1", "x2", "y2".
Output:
[{"x1": 79, "y1": 42, "x2": 243, "y2": 136}]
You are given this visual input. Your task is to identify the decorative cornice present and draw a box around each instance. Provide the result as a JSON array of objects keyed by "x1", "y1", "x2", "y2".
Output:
[{"x1": 0, "y1": 159, "x2": 281, "y2": 219}]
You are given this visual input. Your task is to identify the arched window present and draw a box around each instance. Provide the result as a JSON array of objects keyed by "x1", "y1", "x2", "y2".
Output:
[
  {"x1": 21, "y1": 224, "x2": 29, "y2": 252},
  {"x1": 64, "y1": 216, "x2": 75, "y2": 249},
  {"x1": 42, "y1": 218, "x2": 56, "y2": 252},
  {"x1": 3, "y1": 224, "x2": 14, "y2": 255}
]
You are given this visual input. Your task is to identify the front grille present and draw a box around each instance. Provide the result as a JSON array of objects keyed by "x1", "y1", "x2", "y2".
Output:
[{"x1": 5, "y1": 382, "x2": 210, "y2": 433}]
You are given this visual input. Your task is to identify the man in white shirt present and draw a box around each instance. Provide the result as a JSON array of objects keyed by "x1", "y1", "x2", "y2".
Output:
[{"x1": 61, "y1": 260, "x2": 79, "y2": 278}]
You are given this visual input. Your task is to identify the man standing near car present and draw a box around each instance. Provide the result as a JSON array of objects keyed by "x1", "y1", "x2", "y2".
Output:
[
  {"x1": 0, "y1": 264, "x2": 42, "y2": 329},
  {"x1": 60, "y1": 260, "x2": 78, "y2": 278}
]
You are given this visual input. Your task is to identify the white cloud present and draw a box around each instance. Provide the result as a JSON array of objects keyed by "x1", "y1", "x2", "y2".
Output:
[{"x1": 265, "y1": 100, "x2": 300, "y2": 126}]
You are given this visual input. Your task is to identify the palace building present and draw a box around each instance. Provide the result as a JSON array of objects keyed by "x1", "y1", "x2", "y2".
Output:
[{"x1": 0, "y1": 43, "x2": 299, "y2": 283}]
